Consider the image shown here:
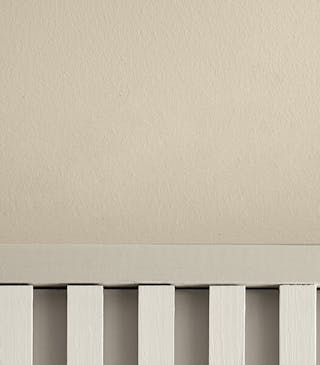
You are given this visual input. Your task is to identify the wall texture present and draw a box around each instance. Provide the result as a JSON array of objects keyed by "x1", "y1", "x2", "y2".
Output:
[{"x1": 1, "y1": 1, "x2": 320, "y2": 244}]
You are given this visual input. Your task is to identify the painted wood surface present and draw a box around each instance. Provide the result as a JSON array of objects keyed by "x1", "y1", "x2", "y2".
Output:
[
  {"x1": 0, "y1": 286, "x2": 33, "y2": 365},
  {"x1": 2, "y1": 244, "x2": 320, "y2": 286},
  {"x1": 280, "y1": 285, "x2": 316, "y2": 365},
  {"x1": 139, "y1": 286, "x2": 175, "y2": 365},
  {"x1": 32, "y1": 288, "x2": 281, "y2": 365},
  {"x1": 209, "y1": 286, "x2": 245, "y2": 365},
  {"x1": 67, "y1": 285, "x2": 103, "y2": 365}
]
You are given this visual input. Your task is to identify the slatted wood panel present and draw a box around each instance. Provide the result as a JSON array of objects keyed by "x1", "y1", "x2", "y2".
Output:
[
  {"x1": 209, "y1": 286, "x2": 245, "y2": 365},
  {"x1": 139, "y1": 286, "x2": 175, "y2": 365},
  {"x1": 280, "y1": 285, "x2": 316, "y2": 365},
  {"x1": 0, "y1": 284, "x2": 319, "y2": 365},
  {"x1": 67, "y1": 285, "x2": 104, "y2": 365},
  {"x1": 0, "y1": 286, "x2": 33, "y2": 365},
  {"x1": 33, "y1": 288, "x2": 281, "y2": 365}
]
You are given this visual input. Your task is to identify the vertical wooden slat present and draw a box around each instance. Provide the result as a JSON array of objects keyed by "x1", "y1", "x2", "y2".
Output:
[
  {"x1": 280, "y1": 285, "x2": 316, "y2": 365},
  {"x1": 67, "y1": 285, "x2": 103, "y2": 365},
  {"x1": 209, "y1": 286, "x2": 245, "y2": 365},
  {"x1": 139, "y1": 286, "x2": 174, "y2": 365},
  {"x1": 0, "y1": 286, "x2": 33, "y2": 365}
]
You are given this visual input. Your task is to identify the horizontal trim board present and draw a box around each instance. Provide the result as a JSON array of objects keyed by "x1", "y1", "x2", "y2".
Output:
[{"x1": 0, "y1": 244, "x2": 320, "y2": 286}]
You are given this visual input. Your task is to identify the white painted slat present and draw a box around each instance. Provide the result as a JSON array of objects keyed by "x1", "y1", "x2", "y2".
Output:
[
  {"x1": 209, "y1": 286, "x2": 245, "y2": 365},
  {"x1": 0, "y1": 286, "x2": 33, "y2": 365},
  {"x1": 280, "y1": 285, "x2": 316, "y2": 365},
  {"x1": 67, "y1": 285, "x2": 103, "y2": 365},
  {"x1": 139, "y1": 286, "x2": 174, "y2": 365}
]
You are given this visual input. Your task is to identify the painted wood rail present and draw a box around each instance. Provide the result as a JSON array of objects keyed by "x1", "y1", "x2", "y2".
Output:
[
  {"x1": 209, "y1": 286, "x2": 245, "y2": 365},
  {"x1": 0, "y1": 286, "x2": 33, "y2": 365},
  {"x1": 139, "y1": 286, "x2": 175, "y2": 365},
  {"x1": 280, "y1": 285, "x2": 316, "y2": 365},
  {"x1": 67, "y1": 286, "x2": 104, "y2": 365},
  {"x1": 2, "y1": 244, "x2": 320, "y2": 287},
  {"x1": 0, "y1": 284, "x2": 318, "y2": 364}
]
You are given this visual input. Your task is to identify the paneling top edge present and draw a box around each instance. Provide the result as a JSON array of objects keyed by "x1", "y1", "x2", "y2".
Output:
[{"x1": 0, "y1": 244, "x2": 319, "y2": 286}]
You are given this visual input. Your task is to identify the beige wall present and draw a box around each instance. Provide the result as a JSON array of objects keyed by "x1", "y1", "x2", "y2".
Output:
[{"x1": 1, "y1": 1, "x2": 320, "y2": 244}]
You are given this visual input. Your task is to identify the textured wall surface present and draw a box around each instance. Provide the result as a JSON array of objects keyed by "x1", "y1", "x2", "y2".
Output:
[{"x1": 1, "y1": 1, "x2": 320, "y2": 244}]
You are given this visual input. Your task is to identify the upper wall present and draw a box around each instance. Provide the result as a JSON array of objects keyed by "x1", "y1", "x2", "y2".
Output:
[{"x1": 1, "y1": 1, "x2": 320, "y2": 244}]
